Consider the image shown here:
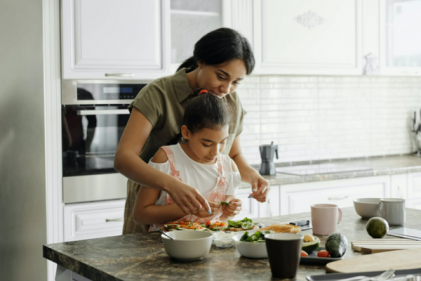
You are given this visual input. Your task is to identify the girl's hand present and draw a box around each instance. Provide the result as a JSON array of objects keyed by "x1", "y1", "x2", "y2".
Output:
[
  {"x1": 167, "y1": 182, "x2": 211, "y2": 215},
  {"x1": 195, "y1": 201, "x2": 221, "y2": 218},
  {"x1": 249, "y1": 173, "x2": 270, "y2": 203},
  {"x1": 222, "y1": 198, "x2": 242, "y2": 217}
]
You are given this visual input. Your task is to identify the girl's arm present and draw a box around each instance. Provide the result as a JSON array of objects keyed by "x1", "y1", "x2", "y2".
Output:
[
  {"x1": 114, "y1": 108, "x2": 210, "y2": 214},
  {"x1": 229, "y1": 136, "x2": 269, "y2": 202}
]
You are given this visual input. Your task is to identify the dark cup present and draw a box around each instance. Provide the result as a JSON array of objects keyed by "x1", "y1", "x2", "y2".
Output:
[{"x1": 265, "y1": 233, "x2": 303, "y2": 279}]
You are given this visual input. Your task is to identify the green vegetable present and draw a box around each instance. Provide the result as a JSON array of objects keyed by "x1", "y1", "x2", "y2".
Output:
[
  {"x1": 325, "y1": 232, "x2": 348, "y2": 257},
  {"x1": 366, "y1": 217, "x2": 389, "y2": 238},
  {"x1": 228, "y1": 217, "x2": 253, "y2": 228},
  {"x1": 302, "y1": 236, "x2": 320, "y2": 254},
  {"x1": 220, "y1": 201, "x2": 230, "y2": 206},
  {"x1": 241, "y1": 221, "x2": 253, "y2": 229},
  {"x1": 241, "y1": 231, "x2": 265, "y2": 243}
]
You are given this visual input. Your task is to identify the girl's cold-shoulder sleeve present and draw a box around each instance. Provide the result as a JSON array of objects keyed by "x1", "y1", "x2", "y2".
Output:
[{"x1": 148, "y1": 159, "x2": 171, "y2": 175}]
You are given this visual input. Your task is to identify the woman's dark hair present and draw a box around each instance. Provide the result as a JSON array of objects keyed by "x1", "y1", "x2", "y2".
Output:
[
  {"x1": 177, "y1": 28, "x2": 255, "y2": 75},
  {"x1": 182, "y1": 89, "x2": 231, "y2": 135}
]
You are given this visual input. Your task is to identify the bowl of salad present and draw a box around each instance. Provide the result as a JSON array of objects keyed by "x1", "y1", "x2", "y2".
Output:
[{"x1": 232, "y1": 230, "x2": 274, "y2": 258}]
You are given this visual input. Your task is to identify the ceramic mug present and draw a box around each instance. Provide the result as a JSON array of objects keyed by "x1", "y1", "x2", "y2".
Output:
[
  {"x1": 379, "y1": 198, "x2": 406, "y2": 226},
  {"x1": 311, "y1": 204, "x2": 342, "y2": 235}
]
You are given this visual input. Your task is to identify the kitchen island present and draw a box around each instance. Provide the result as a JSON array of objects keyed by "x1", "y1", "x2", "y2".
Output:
[{"x1": 44, "y1": 207, "x2": 421, "y2": 281}]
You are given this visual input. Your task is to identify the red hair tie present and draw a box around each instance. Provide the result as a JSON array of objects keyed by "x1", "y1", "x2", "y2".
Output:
[{"x1": 198, "y1": 89, "x2": 208, "y2": 95}]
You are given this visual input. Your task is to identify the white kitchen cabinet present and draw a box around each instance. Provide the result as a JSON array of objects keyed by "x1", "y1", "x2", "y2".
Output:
[
  {"x1": 64, "y1": 199, "x2": 125, "y2": 242},
  {"x1": 61, "y1": 0, "x2": 170, "y2": 80},
  {"x1": 236, "y1": 188, "x2": 259, "y2": 219},
  {"x1": 390, "y1": 173, "x2": 408, "y2": 199},
  {"x1": 280, "y1": 176, "x2": 390, "y2": 215},
  {"x1": 379, "y1": 0, "x2": 421, "y2": 76},
  {"x1": 252, "y1": 0, "x2": 363, "y2": 75},
  {"x1": 407, "y1": 172, "x2": 421, "y2": 206}
]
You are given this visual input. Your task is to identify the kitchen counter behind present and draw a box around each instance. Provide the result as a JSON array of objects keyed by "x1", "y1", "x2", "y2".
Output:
[{"x1": 240, "y1": 154, "x2": 421, "y2": 189}]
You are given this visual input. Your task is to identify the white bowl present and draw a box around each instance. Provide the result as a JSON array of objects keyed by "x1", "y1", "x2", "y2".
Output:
[
  {"x1": 161, "y1": 231, "x2": 213, "y2": 261},
  {"x1": 213, "y1": 232, "x2": 235, "y2": 248},
  {"x1": 353, "y1": 198, "x2": 381, "y2": 219},
  {"x1": 232, "y1": 230, "x2": 269, "y2": 258}
]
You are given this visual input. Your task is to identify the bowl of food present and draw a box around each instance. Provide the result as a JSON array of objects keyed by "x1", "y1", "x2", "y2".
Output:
[
  {"x1": 353, "y1": 198, "x2": 381, "y2": 219},
  {"x1": 161, "y1": 230, "x2": 213, "y2": 261},
  {"x1": 232, "y1": 230, "x2": 274, "y2": 258},
  {"x1": 213, "y1": 231, "x2": 235, "y2": 248}
]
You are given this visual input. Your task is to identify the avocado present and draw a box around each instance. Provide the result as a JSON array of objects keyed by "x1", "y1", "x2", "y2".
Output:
[
  {"x1": 325, "y1": 232, "x2": 348, "y2": 257},
  {"x1": 302, "y1": 236, "x2": 320, "y2": 254}
]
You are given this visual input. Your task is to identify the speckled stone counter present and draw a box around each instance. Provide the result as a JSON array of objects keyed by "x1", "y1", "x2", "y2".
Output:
[
  {"x1": 240, "y1": 155, "x2": 421, "y2": 189},
  {"x1": 43, "y1": 207, "x2": 421, "y2": 281}
]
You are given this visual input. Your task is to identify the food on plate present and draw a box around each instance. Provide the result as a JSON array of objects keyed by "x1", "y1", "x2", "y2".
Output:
[
  {"x1": 366, "y1": 217, "x2": 389, "y2": 238},
  {"x1": 259, "y1": 223, "x2": 301, "y2": 234},
  {"x1": 301, "y1": 250, "x2": 309, "y2": 257},
  {"x1": 316, "y1": 250, "x2": 330, "y2": 258},
  {"x1": 239, "y1": 230, "x2": 272, "y2": 242},
  {"x1": 226, "y1": 218, "x2": 259, "y2": 231},
  {"x1": 206, "y1": 221, "x2": 228, "y2": 231},
  {"x1": 220, "y1": 201, "x2": 230, "y2": 206},
  {"x1": 325, "y1": 232, "x2": 348, "y2": 257},
  {"x1": 302, "y1": 235, "x2": 320, "y2": 254},
  {"x1": 163, "y1": 221, "x2": 206, "y2": 231}
]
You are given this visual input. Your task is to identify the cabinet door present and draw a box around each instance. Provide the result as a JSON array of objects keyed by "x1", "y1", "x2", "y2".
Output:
[
  {"x1": 62, "y1": 0, "x2": 170, "y2": 80},
  {"x1": 259, "y1": 185, "x2": 280, "y2": 218},
  {"x1": 64, "y1": 200, "x2": 125, "y2": 241},
  {"x1": 280, "y1": 176, "x2": 390, "y2": 215},
  {"x1": 253, "y1": 0, "x2": 362, "y2": 75},
  {"x1": 236, "y1": 188, "x2": 259, "y2": 219},
  {"x1": 407, "y1": 172, "x2": 421, "y2": 201},
  {"x1": 379, "y1": 0, "x2": 421, "y2": 76}
]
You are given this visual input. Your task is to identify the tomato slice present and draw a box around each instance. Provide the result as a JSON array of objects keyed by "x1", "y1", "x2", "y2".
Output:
[
  {"x1": 301, "y1": 250, "x2": 309, "y2": 257},
  {"x1": 317, "y1": 250, "x2": 330, "y2": 258},
  {"x1": 220, "y1": 222, "x2": 226, "y2": 226}
]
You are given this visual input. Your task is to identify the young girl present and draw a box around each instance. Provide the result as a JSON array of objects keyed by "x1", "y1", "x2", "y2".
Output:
[{"x1": 133, "y1": 89, "x2": 242, "y2": 230}]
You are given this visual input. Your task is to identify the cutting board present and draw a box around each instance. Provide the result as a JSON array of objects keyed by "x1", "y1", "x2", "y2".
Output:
[
  {"x1": 326, "y1": 248, "x2": 421, "y2": 273},
  {"x1": 352, "y1": 239, "x2": 421, "y2": 253}
]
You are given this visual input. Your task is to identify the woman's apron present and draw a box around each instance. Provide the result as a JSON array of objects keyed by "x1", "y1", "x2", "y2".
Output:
[{"x1": 149, "y1": 146, "x2": 226, "y2": 232}]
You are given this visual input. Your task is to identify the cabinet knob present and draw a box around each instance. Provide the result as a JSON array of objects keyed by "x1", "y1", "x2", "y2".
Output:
[
  {"x1": 105, "y1": 73, "x2": 134, "y2": 77},
  {"x1": 105, "y1": 218, "x2": 124, "y2": 222},
  {"x1": 328, "y1": 195, "x2": 348, "y2": 200}
]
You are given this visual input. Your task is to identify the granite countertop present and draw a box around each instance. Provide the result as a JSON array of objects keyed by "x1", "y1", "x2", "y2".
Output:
[
  {"x1": 239, "y1": 154, "x2": 421, "y2": 189},
  {"x1": 43, "y1": 207, "x2": 421, "y2": 281}
]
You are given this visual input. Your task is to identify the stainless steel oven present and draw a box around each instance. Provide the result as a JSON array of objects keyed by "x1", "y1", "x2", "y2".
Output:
[{"x1": 61, "y1": 80, "x2": 146, "y2": 203}]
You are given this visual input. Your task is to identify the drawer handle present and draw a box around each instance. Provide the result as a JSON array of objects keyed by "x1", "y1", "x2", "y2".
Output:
[
  {"x1": 106, "y1": 218, "x2": 124, "y2": 222},
  {"x1": 105, "y1": 73, "x2": 134, "y2": 77},
  {"x1": 328, "y1": 195, "x2": 348, "y2": 200}
]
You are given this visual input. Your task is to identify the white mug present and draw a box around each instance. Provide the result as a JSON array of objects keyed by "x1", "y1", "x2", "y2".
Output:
[
  {"x1": 311, "y1": 204, "x2": 342, "y2": 235},
  {"x1": 379, "y1": 198, "x2": 405, "y2": 226}
]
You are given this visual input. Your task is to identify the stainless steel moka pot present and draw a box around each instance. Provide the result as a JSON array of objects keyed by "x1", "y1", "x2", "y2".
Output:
[{"x1": 259, "y1": 142, "x2": 278, "y2": 175}]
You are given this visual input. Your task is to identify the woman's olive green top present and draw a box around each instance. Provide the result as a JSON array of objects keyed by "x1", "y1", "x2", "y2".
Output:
[{"x1": 128, "y1": 68, "x2": 247, "y2": 162}]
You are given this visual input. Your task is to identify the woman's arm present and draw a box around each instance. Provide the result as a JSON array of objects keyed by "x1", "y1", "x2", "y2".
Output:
[
  {"x1": 229, "y1": 136, "x2": 269, "y2": 202},
  {"x1": 114, "y1": 108, "x2": 210, "y2": 214}
]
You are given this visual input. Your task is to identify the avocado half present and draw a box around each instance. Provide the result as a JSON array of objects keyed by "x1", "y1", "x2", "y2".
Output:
[{"x1": 302, "y1": 236, "x2": 320, "y2": 254}]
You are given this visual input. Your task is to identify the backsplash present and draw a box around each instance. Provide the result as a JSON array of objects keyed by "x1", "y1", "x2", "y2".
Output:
[{"x1": 238, "y1": 76, "x2": 421, "y2": 165}]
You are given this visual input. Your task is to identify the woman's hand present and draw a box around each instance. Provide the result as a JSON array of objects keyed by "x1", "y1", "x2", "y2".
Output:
[
  {"x1": 222, "y1": 198, "x2": 242, "y2": 217},
  {"x1": 195, "y1": 201, "x2": 221, "y2": 218},
  {"x1": 248, "y1": 172, "x2": 270, "y2": 203}
]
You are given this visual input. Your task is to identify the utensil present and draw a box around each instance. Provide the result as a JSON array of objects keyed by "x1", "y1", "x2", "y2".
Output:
[
  {"x1": 258, "y1": 142, "x2": 278, "y2": 175},
  {"x1": 336, "y1": 269, "x2": 395, "y2": 281},
  {"x1": 161, "y1": 231, "x2": 213, "y2": 261},
  {"x1": 160, "y1": 230, "x2": 174, "y2": 240}
]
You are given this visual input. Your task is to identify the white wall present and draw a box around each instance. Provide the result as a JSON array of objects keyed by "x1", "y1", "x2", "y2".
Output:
[
  {"x1": 239, "y1": 75, "x2": 421, "y2": 165},
  {"x1": 0, "y1": 0, "x2": 48, "y2": 280}
]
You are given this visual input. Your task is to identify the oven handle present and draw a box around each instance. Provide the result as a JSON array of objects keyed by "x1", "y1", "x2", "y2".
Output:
[{"x1": 77, "y1": 109, "x2": 130, "y2": 115}]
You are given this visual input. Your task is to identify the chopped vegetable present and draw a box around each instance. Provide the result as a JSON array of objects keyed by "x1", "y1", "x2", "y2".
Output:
[
  {"x1": 240, "y1": 231, "x2": 266, "y2": 243},
  {"x1": 228, "y1": 217, "x2": 253, "y2": 228},
  {"x1": 301, "y1": 250, "x2": 309, "y2": 257},
  {"x1": 221, "y1": 201, "x2": 230, "y2": 206},
  {"x1": 317, "y1": 250, "x2": 330, "y2": 258}
]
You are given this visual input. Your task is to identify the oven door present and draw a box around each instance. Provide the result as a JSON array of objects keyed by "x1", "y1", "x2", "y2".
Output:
[{"x1": 62, "y1": 104, "x2": 130, "y2": 203}]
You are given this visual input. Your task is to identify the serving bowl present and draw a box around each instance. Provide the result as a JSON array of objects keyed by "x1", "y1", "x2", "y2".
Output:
[
  {"x1": 161, "y1": 230, "x2": 213, "y2": 261},
  {"x1": 213, "y1": 231, "x2": 235, "y2": 248},
  {"x1": 232, "y1": 230, "x2": 270, "y2": 258},
  {"x1": 353, "y1": 198, "x2": 381, "y2": 219}
]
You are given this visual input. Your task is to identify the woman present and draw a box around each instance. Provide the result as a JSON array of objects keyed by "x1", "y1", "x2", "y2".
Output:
[{"x1": 114, "y1": 28, "x2": 269, "y2": 234}]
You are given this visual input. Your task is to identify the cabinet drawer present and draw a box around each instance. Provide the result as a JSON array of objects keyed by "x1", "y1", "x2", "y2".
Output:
[
  {"x1": 281, "y1": 176, "x2": 390, "y2": 215},
  {"x1": 64, "y1": 199, "x2": 125, "y2": 241}
]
